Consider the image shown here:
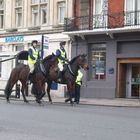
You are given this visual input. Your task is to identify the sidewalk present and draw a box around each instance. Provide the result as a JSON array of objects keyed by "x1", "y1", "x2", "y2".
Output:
[
  {"x1": 1, "y1": 94, "x2": 140, "y2": 107},
  {"x1": 52, "y1": 97, "x2": 140, "y2": 107}
]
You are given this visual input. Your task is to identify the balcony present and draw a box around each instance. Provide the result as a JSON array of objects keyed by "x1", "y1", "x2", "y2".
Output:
[{"x1": 64, "y1": 11, "x2": 140, "y2": 32}]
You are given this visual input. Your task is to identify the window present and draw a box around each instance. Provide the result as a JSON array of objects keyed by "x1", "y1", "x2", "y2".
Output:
[
  {"x1": 0, "y1": 0, "x2": 4, "y2": 29},
  {"x1": 125, "y1": 0, "x2": 140, "y2": 25},
  {"x1": 32, "y1": 6, "x2": 39, "y2": 26},
  {"x1": 32, "y1": 0, "x2": 39, "y2": 4},
  {"x1": 31, "y1": 0, "x2": 48, "y2": 26},
  {"x1": 15, "y1": 0, "x2": 23, "y2": 27},
  {"x1": 57, "y1": 1, "x2": 66, "y2": 24},
  {"x1": 41, "y1": 5, "x2": 47, "y2": 24},
  {"x1": 88, "y1": 43, "x2": 106, "y2": 80},
  {"x1": 93, "y1": 0, "x2": 108, "y2": 28},
  {"x1": 40, "y1": 0, "x2": 48, "y2": 3},
  {"x1": 15, "y1": 0, "x2": 22, "y2": 7}
]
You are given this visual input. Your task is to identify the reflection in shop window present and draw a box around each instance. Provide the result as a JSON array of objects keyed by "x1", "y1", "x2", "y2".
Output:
[
  {"x1": 0, "y1": 57, "x2": 1, "y2": 77},
  {"x1": 88, "y1": 43, "x2": 106, "y2": 80}
]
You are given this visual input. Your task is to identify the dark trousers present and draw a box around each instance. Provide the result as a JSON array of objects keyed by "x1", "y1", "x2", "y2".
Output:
[{"x1": 75, "y1": 84, "x2": 81, "y2": 103}]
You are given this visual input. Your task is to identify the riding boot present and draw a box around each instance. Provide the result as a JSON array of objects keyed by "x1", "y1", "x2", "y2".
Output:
[
  {"x1": 27, "y1": 72, "x2": 33, "y2": 84},
  {"x1": 57, "y1": 71, "x2": 62, "y2": 82}
]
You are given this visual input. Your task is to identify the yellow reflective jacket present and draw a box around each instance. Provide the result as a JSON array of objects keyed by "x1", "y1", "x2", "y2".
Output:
[
  {"x1": 58, "y1": 49, "x2": 66, "y2": 64},
  {"x1": 76, "y1": 70, "x2": 83, "y2": 86},
  {"x1": 28, "y1": 46, "x2": 38, "y2": 64}
]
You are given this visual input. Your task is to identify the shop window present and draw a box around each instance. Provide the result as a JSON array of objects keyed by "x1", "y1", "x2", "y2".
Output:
[
  {"x1": 88, "y1": 43, "x2": 106, "y2": 80},
  {"x1": 0, "y1": 0, "x2": 4, "y2": 29},
  {"x1": 0, "y1": 57, "x2": 1, "y2": 77},
  {"x1": 57, "y1": 1, "x2": 66, "y2": 24}
]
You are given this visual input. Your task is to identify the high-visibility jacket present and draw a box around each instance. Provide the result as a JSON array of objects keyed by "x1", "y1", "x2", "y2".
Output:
[
  {"x1": 28, "y1": 46, "x2": 38, "y2": 64},
  {"x1": 76, "y1": 70, "x2": 83, "y2": 86},
  {"x1": 58, "y1": 49, "x2": 66, "y2": 64}
]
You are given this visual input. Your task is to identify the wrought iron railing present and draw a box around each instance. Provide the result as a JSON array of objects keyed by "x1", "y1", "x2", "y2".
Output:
[{"x1": 64, "y1": 11, "x2": 140, "y2": 32}]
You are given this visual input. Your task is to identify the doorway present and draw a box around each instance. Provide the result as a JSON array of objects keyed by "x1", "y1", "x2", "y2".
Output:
[
  {"x1": 117, "y1": 58, "x2": 140, "y2": 98},
  {"x1": 126, "y1": 64, "x2": 140, "y2": 98}
]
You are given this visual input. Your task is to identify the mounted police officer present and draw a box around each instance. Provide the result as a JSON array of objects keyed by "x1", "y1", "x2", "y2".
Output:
[
  {"x1": 56, "y1": 41, "x2": 68, "y2": 82},
  {"x1": 74, "y1": 69, "x2": 83, "y2": 104},
  {"x1": 27, "y1": 40, "x2": 39, "y2": 84}
]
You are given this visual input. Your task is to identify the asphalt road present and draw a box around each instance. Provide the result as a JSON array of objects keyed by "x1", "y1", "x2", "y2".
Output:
[{"x1": 0, "y1": 100, "x2": 140, "y2": 140}]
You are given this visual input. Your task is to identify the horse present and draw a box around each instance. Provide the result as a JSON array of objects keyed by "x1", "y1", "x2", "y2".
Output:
[
  {"x1": 32, "y1": 54, "x2": 89, "y2": 104},
  {"x1": 4, "y1": 54, "x2": 58, "y2": 104}
]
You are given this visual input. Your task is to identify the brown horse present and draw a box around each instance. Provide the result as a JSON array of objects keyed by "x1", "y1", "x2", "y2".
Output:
[
  {"x1": 32, "y1": 54, "x2": 89, "y2": 104},
  {"x1": 4, "y1": 54, "x2": 58, "y2": 103}
]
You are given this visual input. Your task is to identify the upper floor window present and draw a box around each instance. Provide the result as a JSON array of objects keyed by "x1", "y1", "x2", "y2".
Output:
[
  {"x1": 57, "y1": 1, "x2": 66, "y2": 24},
  {"x1": 41, "y1": 5, "x2": 47, "y2": 24},
  {"x1": 0, "y1": 0, "x2": 4, "y2": 9},
  {"x1": 32, "y1": 6, "x2": 39, "y2": 26},
  {"x1": 15, "y1": 0, "x2": 23, "y2": 27},
  {"x1": 93, "y1": 0, "x2": 108, "y2": 28},
  {"x1": 0, "y1": 10, "x2": 4, "y2": 28},
  {"x1": 32, "y1": 0, "x2": 39, "y2": 4},
  {"x1": 15, "y1": 0, "x2": 22, "y2": 7},
  {"x1": 88, "y1": 43, "x2": 106, "y2": 80},
  {"x1": 0, "y1": 0, "x2": 4, "y2": 29},
  {"x1": 125, "y1": 0, "x2": 140, "y2": 25},
  {"x1": 31, "y1": 0, "x2": 48, "y2": 26}
]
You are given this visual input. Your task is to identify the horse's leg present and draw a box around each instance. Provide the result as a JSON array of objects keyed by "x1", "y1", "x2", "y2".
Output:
[
  {"x1": 21, "y1": 81, "x2": 28, "y2": 103},
  {"x1": 37, "y1": 83, "x2": 46, "y2": 102},
  {"x1": 5, "y1": 78, "x2": 17, "y2": 103},
  {"x1": 66, "y1": 81, "x2": 74, "y2": 105},
  {"x1": 35, "y1": 82, "x2": 44, "y2": 104},
  {"x1": 47, "y1": 81, "x2": 52, "y2": 103}
]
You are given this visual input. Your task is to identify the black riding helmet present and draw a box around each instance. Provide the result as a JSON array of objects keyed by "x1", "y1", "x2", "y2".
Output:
[
  {"x1": 31, "y1": 40, "x2": 38, "y2": 46},
  {"x1": 60, "y1": 41, "x2": 66, "y2": 46}
]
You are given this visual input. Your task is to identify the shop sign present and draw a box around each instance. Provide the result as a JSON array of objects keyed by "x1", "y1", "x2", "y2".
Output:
[{"x1": 5, "y1": 36, "x2": 24, "y2": 43}]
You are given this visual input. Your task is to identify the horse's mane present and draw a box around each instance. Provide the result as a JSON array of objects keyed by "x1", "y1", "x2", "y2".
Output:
[
  {"x1": 70, "y1": 55, "x2": 80, "y2": 64},
  {"x1": 42, "y1": 54, "x2": 55, "y2": 63}
]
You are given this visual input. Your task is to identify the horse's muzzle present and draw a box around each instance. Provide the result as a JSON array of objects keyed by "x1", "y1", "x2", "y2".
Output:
[{"x1": 83, "y1": 64, "x2": 89, "y2": 70}]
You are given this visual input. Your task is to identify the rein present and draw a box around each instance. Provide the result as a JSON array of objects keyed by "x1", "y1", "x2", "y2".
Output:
[{"x1": 68, "y1": 64, "x2": 75, "y2": 76}]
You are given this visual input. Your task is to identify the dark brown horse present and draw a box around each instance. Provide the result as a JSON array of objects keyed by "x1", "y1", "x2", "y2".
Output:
[
  {"x1": 4, "y1": 54, "x2": 58, "y2": 103},
  {"x1": 32, "y1": 54, "x2": 89, "y2": 104}
]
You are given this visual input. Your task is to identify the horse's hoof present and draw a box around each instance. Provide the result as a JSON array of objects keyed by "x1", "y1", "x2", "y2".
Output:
[
  {"x1": 24, "y1": 100, "x2": 29, "y2": 103},
  {"x1": 65, "y1": 99, "x2": 70, "y2": 103},
  {"x1": 6, "y1": 100, "x2": 10, "y2": 103},
  {"x1": 36, "y1": 99, "x2": 42, "y2": 104}
]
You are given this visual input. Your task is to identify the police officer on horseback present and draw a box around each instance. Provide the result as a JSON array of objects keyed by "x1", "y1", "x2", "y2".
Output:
[
  {"x1": 56, "y1": 41, "x2": 68, "y2": 82},
  {"x1": 27, "y1": 40, "x2": 40, "y2": 84}
]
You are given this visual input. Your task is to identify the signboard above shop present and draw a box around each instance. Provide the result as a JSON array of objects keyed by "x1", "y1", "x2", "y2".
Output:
[{"x1": 5, "y1": 36, "x2": 24, "y2": 43}]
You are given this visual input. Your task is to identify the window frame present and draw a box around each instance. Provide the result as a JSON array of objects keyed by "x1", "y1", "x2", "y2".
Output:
[
  {"x1": 88, "y1": 43, "x2": 106, "y2": 81},
  {"x1": 15, "y1": 0, "x2": 23, "y2": 28},
  {"x1": 57, "y1": 1, "x2": 66, "y2": 24}
]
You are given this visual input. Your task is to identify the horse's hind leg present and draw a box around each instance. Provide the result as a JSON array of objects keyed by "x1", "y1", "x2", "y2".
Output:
[
  {"x1": 21, "y1": 83, "x2": 28, "y2": 103},
  {"x1": 47, "y1": 81, "x2": 52, "y2": 103},
  {"x1": 5, "y1": 79, "x2": 16, "y2": 103}
]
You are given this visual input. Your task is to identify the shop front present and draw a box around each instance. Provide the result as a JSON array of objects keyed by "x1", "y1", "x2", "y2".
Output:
[{"x1": 70, "y1": 32, "x2": 140, "y2": 99}]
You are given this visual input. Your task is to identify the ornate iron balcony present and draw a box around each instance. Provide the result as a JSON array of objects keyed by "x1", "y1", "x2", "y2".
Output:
[{"x1": 64, "y1": 11, "x2": 140, "y2": 32}]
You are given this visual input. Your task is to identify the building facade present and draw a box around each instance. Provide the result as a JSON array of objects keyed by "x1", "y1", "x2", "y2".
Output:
[
  {"x1": 0, "y1": 0, "x2": 72, "y2": 96},
  {"x1": 64, "y1": 0, "x2": 140, "y2": 99}
]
